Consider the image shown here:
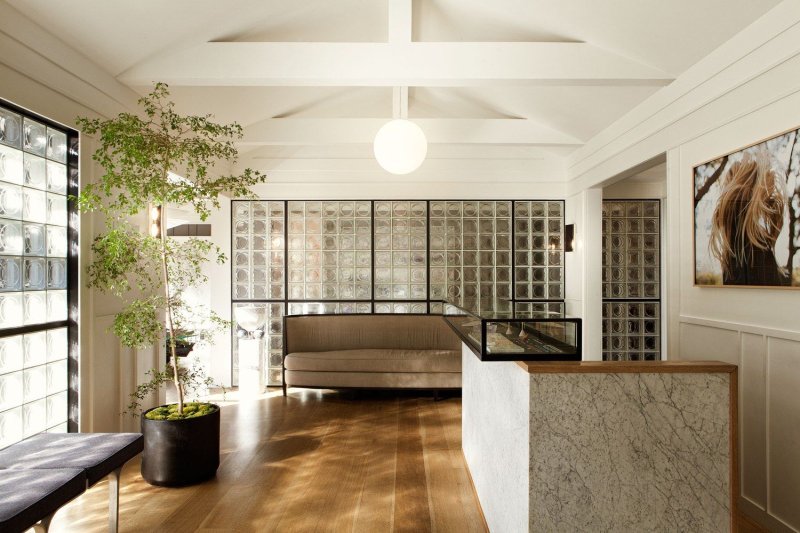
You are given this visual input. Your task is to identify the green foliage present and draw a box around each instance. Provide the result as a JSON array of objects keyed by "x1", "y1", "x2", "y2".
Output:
[
  {"x1": 87, "y1": 224, "x2": 162, "y2": 297},
  {"x1": 76, "y1": 82, "x2": 266, "y2": 415},
  {"x1": 74, "y1": 82, "x2": 265, "y2": 220},
  {"x1": 126, "y1": 363, "x2": 216, "y2": 416}
]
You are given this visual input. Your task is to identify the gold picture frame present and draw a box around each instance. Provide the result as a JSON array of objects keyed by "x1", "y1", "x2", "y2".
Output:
[{"x1": 693, "y1": 124, "x2": 800, "y2": 288}]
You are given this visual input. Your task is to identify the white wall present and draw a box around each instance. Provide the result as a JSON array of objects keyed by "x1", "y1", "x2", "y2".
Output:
[
  {"x1": 564, "y1": 188, "x2": 603, "y2": 360},
  {"x1": 568, "y1": 2, "x2": 800, "y2": 530},
  {"x1": 0, "y1": 3, "x2": 154, "y2": 433}
]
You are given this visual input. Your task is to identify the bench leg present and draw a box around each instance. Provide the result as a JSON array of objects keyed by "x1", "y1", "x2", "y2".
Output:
[
  {"x1": 108, "y1": 466, "x2": 122, "y2": 533},
  {"x1": 32, "y1": 512, "x2": 55, "y2": 533}
]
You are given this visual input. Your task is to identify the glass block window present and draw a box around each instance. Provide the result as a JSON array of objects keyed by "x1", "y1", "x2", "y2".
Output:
[
  {"x1": 0, "y1": 101, "x2": 77, "y2": 449},
  {"x1": 233, "y1": 201, "x2": 284, "y2": 300},
  {"x1": 514, "y1": 201, "x2": 564, "y2": 300},
  {"x1": 231, "y1": 198, "x2": 564, "y2": 386},
  {"x1": 232, "y1": 302, "x2": 285, "y2": 387},
  {"x1": 374, "y1": 302, "x2": 427, "y2": 314},
  {"x1": 374, "y1": 201, "x2": 427, "y2": 301},
  {"x1": 287, "y1": 301, "x2": 372, "y2": 315},
  {"x1": 429, "y1": 201, "x2": 512, "y2": 305},
  {"x1": 287, "y1": 201, "x2": 372, "y2": 301},
  {"x1": 602, "y1": 200, "x2": 660, "y2": 361}
]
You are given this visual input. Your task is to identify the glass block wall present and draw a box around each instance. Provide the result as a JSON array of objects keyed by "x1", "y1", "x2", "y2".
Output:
[
  {"x1": 0, "y1": 101, "x2": 78, "y2": 449},
  {"x1": 232, "y1": 200, "x2": 565, "y2": 385},
  {"x1": 601, "y1": 200, "x2": 661, "y2": 361}
]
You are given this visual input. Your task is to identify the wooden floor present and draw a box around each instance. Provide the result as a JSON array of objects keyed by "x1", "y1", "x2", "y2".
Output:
[
  {"x1": 45, "y1": 388, "x2": 767, "y2": 533},
  {"x1": 49, "y1": 389, "x2": 488, "y2": 533}
]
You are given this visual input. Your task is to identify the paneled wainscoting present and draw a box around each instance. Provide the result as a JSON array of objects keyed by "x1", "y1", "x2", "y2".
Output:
[{"x1": 679, "y1": 316, "x2": 800, "y2": 533}]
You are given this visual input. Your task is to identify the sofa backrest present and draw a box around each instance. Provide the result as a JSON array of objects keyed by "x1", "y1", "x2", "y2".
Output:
[{"x1": 284, "y1": 314, "x2": 461, "y2": 353}]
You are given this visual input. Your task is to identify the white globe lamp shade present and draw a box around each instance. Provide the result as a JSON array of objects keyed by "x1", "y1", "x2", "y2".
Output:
[{"x1": 373, "y1": 119, "x2": 428, "y2": 175}]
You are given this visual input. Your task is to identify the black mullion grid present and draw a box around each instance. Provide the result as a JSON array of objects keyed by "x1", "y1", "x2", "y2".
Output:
[
  {"x1": 370, "y1": 200, "x2": 375, "y2": 312},
  {"x1": 0, "y1": 97, "x2": 79, "y2": 433},
  {"x1": 232, "y1": 198, "x2": 569, "y2": 384},
  {"x1": 426, "y1": 200, "x2": 431, "y2": 314},
  {"x1": 66, "y1": 129, "x2": 79, "y2": 432},
  {"x1": 511, "y1": 200, "x2": 516, "y2": 300},
  {"x1": 601, "y1": 198, "x2": 662, "y2": 361}
]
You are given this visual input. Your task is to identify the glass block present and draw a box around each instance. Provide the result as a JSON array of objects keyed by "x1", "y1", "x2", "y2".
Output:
[
  {"x1": 410, "y1": 285, "x2": 426, "y2": 299},
  {"x1": 643, "y1": 202, "x2": 659, "y2": 218},
  {"x1": 0, "y1": 219, "x2": 23, "y2": 255},
  {"x1": 0, "y1": 335, "x2": 23, "y2": 374},
  {"x1": 24, "y1": 223, "x2": 46, "y2": 256},
  {"x1": 23, "y1": 188, "x2": 46, "y2": 224},
  {"x1": 46, "y1": 391, "x2": 68, "y2": 427},
  {"x1": 47, "y1": 328, "x2": 69, "y2": 362},
  {"x1": 23, "y1": 365, "x2": 47, "y2": 402},
  {"x1": 24, "y1": 154, "x2": 47, "y2": 190},
  {"x1": 24, "y1": 258, "x2": 46, "y2": 290},
  {"x1": 0, "y1": 407, "x2": 23, "y2": 449},
  {"x1": 234, "y1": 284, "x2": 250, "y2": 299},
  {"x1": 22, "y1": 331, "x2": 47, "y2": 367},
  {"x1": 0, "y1": 108, "x2": 22, "y2": 149},
  {"x1": 0, "y1": 256, "x2": 22, "y2": 292},
  {"x1": 22, "y1": 398, "x2": 47, "y2": 438},
  {"x1": 0, "y1": 372, "x2": 23, "y2": 410},
  {"x1": 0, "y1": 181, "x2": 23, "y2": 220},
  {"x1": 0, "y1": 292, "x2": 23, "y2": 328},
  {"x1": 23, "y1": 119, "x2": 47, "y2": 156},
  {"x1": 46, "y1": 291, "x2": 67, "y2": 322}
]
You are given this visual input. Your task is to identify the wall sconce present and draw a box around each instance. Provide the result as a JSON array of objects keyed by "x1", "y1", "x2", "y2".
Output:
[
  {"x1": 565, "y1": 224, "x2": 575, "y2": 252},
  {"x1": 149, "y1": 204, "x2": 162, "y2": 238}
]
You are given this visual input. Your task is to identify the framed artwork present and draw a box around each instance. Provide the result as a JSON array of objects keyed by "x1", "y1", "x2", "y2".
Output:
[{"x1": 694, "y1": 126, "x2": 800, "y2": 287}]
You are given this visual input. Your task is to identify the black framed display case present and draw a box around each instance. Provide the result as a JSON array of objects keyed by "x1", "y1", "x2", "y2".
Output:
[{"x1": 442, "y1": 299, "x2": 581, "y2": 361}]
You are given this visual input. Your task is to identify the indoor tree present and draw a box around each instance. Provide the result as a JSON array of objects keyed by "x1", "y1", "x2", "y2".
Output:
[{"x1": 76, "y1": 83, "x2": 266, "y2": 415}]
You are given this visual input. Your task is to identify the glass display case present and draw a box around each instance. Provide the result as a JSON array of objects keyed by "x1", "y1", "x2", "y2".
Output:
[{"x1": 443, "y1": 299, "x2": 581, "y2": 361}]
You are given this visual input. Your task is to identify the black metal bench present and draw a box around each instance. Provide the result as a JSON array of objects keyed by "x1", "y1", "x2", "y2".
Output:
[{"x1": 0, "y1": 433, "x2": 143, "y2": 533}]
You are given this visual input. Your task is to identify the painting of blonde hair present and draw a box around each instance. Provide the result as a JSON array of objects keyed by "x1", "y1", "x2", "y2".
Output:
[{"x1": 708, "y1": 151, "x2": 786, "y2": 279}]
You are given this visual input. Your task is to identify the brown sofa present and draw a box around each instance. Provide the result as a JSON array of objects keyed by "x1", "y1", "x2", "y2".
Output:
[{"x1": 282, "y1": 314, "x2": 462, "y2": 394}]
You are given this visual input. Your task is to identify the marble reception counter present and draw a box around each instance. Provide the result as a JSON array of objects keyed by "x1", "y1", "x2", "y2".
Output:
[{"x1": 462, "y1": 351, "x2": 737, "y2": 533}]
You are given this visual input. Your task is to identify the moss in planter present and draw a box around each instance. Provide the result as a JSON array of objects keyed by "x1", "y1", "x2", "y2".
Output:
[{"x1": 146, "y1": 402, "x2": 219, "y2": 421}]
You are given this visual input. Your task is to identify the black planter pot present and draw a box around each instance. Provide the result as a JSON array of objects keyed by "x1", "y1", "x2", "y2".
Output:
[{"x1": 140, "y1": 404, "x2": 220, "y2": 487}]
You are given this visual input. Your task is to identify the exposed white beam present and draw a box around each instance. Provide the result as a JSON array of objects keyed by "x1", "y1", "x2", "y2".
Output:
[
  {"x1": 388, "y1": 0, "x2": 412, "y2": 43},
  {"x1": 240, "y1": 118, "x2": 582, "y2": 146},
  {"x1": 119, "y1": 42, "x2": 673, "y2": 87},
  {"x1": 0, "y1": 3, "x2": 139, "y2": 119},
  {"x1": 244, "y1": 157, "x2": 564, "y2": 178},
  {"x1": 393, "y1": 86, "x2": 408, "y2": 118}
]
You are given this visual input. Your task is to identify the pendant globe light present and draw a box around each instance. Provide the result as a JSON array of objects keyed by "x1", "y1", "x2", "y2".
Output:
[{"x1": 374, "y1": 87, "x2": 427, "y2": 174}]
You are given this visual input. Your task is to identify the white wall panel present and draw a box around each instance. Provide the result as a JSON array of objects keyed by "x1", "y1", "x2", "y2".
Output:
[
  {"x1": 740, "y1": 332, "x2": 767, "y2": 509},
  {"x1": 767, "y1": 337, "x2": 800, "y2": 530}
]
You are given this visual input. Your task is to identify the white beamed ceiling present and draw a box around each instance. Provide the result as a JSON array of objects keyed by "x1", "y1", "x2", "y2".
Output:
[{"x1": 2, "y1": 0, "x2": 781, "y2": 193}]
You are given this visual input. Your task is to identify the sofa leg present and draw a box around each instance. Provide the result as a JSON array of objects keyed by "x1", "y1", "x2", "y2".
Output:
[{"x1": 433, "y1": 389, "x2": 440, "y2": 402}]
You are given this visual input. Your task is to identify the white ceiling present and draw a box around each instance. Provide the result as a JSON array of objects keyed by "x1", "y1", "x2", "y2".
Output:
[{"x1": 4, "y1": 0, "x2": 781, "y2": 182}]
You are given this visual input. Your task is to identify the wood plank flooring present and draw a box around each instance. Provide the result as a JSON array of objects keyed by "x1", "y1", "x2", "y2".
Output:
[
  {"x1": 48, "y1": 390, "x2": 488, "y2": 533},
  {"x1": 43, "y1": 388, "x2": 766, "y2": 532}
]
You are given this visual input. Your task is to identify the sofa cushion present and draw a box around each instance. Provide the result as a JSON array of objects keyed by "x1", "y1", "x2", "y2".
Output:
[
  {"x1": 0, "y1": 468, "x2": 85, "y2": 532},
  {"x1": 285, "y1": 370, "x2": 461, "y2": 389},
  {"x1": 284, "y1": 315, "x2": 461, "y2": 353},
  {"x1": 0, "y1": 433, "x2": 143, "y2": 486},
  {"x1": 285, "y1": 349, "x2": 461, "y2": 373}
]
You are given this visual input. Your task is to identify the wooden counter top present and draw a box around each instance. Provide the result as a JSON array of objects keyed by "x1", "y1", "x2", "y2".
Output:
[{"x1": 515, "y1": 360, "x2": 737, "y2": 374}]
